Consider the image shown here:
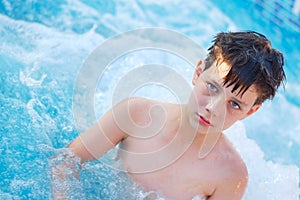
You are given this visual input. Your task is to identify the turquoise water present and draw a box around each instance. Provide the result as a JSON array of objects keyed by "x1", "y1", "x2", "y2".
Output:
[{"x1": 0, "y1": 0, "x2": 299, "y2": 199}]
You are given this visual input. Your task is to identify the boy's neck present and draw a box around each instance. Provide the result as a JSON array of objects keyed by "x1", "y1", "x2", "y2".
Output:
[{"x1": 176, "y1": 104, "x2": 223, "y2": 158}]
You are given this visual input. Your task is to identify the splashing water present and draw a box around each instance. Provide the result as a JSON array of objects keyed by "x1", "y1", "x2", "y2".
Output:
[{"x1": 0, "y1": 0, "x2": 299, "y2": 199}]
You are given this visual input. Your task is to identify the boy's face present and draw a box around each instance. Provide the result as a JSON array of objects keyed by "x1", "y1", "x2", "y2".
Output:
[{"x1": 187, "y1": 60, "x2": 261, "y2": 134}]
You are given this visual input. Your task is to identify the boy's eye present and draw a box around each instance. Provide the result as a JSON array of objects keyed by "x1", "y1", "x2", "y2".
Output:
[
  {"x1": 207, "y1": 82, "x2": 218, "y2": 93},
  {"x1": 229, "y1": 101, "x2": 240, "y2": 110}
]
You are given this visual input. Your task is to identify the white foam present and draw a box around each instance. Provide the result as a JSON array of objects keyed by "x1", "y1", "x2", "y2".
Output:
[{"x1": 225, "y1": 122, "x2": 300, "y2": 200}]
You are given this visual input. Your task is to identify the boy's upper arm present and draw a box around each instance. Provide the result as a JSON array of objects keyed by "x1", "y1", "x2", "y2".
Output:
[
  {"x1": 208, "y1": 176, "x2": 248, "y2": 200},
  {"x1": 68, "y1": 98, "x2": 140, "y2": 162},
  {"x1": 208, "y1": 162, "x2": 248, "y2": 200}
]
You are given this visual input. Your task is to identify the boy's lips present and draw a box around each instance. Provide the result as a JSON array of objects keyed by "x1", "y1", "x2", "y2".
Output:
[{"x1": 197, "y1": 113, "x2": 211, "y2": 126}]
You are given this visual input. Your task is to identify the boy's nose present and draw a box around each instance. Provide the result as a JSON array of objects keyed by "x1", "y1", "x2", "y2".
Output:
[
  {"x1": 205, "y1": 100, "x2": 215, "y2": 115},
  {"x1": 205, "y1": 96, "x2": 224, "y2": 116}
]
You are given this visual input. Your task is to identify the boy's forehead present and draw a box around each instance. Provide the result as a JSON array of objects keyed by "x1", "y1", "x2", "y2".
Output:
[
  {"x1": 203, "y1": 61, "x2": 259, "y2": 98},
  {"x1": 204, "y1": 61, "x2": 231, "y2": 79}
]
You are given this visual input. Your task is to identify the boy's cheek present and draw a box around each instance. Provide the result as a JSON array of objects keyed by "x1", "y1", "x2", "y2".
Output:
[{"x1": 191, "y1": 93, "x2": 209, "y2": 107}]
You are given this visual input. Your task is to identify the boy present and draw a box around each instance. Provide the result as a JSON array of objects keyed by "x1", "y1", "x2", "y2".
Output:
[{"x1": 52, "y1": 31, "x2": 285, "y2": 199}]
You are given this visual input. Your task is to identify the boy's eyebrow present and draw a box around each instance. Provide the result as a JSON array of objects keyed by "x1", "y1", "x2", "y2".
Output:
[
  {"x1": 211, "y1": 79, "x2": 248, "y2": 106},
  {"x1": 212, "y1": 80, "x2": 223, "y2": 90},
  {"x1": 231, "y1": 96, "x2": 248, "y2": 106}
]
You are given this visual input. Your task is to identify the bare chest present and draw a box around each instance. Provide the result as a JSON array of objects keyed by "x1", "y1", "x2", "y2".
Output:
[{"x1": 122, "y1": 143, "x2": 217, "y2": 199}]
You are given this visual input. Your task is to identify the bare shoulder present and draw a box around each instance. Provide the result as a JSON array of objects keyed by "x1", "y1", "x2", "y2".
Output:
[
  {"x1": 122, "y1": 96, "x2": 161, "y2": 112},
  {"x1": 218, "y1": 134, "x2": 248, "y2": 179},
  {"x1": 208, "y1": 134, "x2": 248, "y2": 199},
  {"x1": 113, "y1": 97, "x2": 155, "y2": 117},
  {"x1": 121, "y1": 97, "x2": 163, "y2": 109},
  {"x1": 122, "y1": 97, "x2": 173, "y2": 124}
]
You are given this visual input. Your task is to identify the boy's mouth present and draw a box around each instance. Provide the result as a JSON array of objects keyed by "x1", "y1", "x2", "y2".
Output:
[{"x1": 197, "y1": 113, "x2": 211, "y2": 126}]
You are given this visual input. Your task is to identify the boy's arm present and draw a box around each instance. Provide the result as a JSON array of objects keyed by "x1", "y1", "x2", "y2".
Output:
[
  {"x1": 208, "y1": 170, "x2": 248, "y2": 200},
  {"x1": 51, "y1": 98, "x2": 135, "y2": 199},
  {"x1": 208, "y1": 177, "x2": 247, "y2": 200},
  {"x1": 68, "y1": 98, "x2": 131, "y2": 161}
]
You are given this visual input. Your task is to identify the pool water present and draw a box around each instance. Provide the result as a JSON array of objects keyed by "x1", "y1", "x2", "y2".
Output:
[{"x1": 0, "y1": 0, "x2": 299, "y2": 199}]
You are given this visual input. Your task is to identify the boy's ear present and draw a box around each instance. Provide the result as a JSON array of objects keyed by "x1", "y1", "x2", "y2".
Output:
[
  {"x1": 192, "y1": 60, "x2": 204, "y2": 85},
  {"x1": 241, "y1": 104, "x2": 262, "y2": 120}
]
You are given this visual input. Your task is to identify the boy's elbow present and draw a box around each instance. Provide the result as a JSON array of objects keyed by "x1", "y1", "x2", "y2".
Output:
[{"x1": 67, "y1": 137, "x2": 95, "y2": 163}]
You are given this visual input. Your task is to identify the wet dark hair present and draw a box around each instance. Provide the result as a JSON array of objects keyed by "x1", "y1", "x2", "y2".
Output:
[{"x1": 204, "y1": 31, "x2": 286, "y2": 104}]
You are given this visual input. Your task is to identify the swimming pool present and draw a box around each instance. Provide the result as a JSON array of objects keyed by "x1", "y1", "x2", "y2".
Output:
[{"x1": 0, "y1": 0, "x2": 299, "y2": 199}]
